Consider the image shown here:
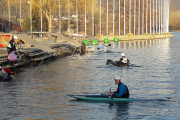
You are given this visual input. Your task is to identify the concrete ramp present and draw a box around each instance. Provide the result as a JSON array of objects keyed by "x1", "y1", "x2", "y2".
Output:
[
  {"x1": 51, "y1": 33, "x2": 82, "y2": 47},
  {"x1": 13, "y1": 34, "x2": 55, "y2": 53}
]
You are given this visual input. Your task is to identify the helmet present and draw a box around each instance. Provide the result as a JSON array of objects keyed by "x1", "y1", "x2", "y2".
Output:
[
  {"x1": 114, "y1": 75, "x2": 121, "y2": 80},
  {"x1": 14, "y1": 36, "x2": 17, "y2": 39},
  {"x1": 121, "y1": 53, "x2": 125, "y2": 56}
]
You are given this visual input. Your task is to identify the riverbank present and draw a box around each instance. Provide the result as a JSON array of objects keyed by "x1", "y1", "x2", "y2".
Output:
[
  {"x1": 95, "y1": 33, "x2": 174, "y2": 42},
  {"x1": 64, "y1": 32, "x2": 174, "y2": 44},
  {"x1": 0, "y1": 43, "x2": 77, "y2": 73}
]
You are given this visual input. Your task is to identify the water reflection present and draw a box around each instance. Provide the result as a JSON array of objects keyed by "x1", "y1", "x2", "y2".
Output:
[
  {"x1": 0, "y1": 34, "x2": 180, "y2": 119},
  {"x1": 109, "y1": 102, "x2": 130, "y2": 120},
  {"x1": 115, "y1": 39, "x2": 170, "y2": 50}
]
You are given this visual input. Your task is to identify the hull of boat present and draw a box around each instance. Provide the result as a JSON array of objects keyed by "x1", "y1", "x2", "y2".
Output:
[
  {"x1": 106, "y1": 59, "x2": 141, "y2": 67},
  {"x1": 106, "y1": 59, "x2": 128, "y2": 66},
  {"x1": 68, "y1": 95, "x2": 168, "y2": 102},
  {"x1": 0, "y1": 75, "x2": 13, "y2": 81}
]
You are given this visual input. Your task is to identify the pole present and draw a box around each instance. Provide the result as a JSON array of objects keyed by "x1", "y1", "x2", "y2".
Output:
[
  {"x1": 1, "y1": 0, "x2": 4, "y2": 32},
  {"x1": 100, "y1": 0, "x2": 101, "y2": 35},
  {"x1": 124, "y1": 0, "x2": 126, "y2": 35},
  {"x1": 146, "y1": 0, "x2": 148, "y2": 33},
  {"x1": 119, "y1": 0, "x2": 121, "y2": 35},
  {"x1": 156, "y1": 0, "x2": 157, "y2": 33},
  {"x1": 106, "y1": 0, "x2": 108, "y2": 36},
  {"x1": 20, "y1": 0, "x2": 21, "y2": 27},
  {"x1": 138, "y1": 0, "x2": 140, "y2": 35},
  {"x1": 113, "y1": 0, "x2": 115, "y2": 35},
  {"x1": 92, "y1": 0, "x2": 94, "y2": 36},
  {"x1": 40, "y1": 0, "x2": 43, "y2": 35},
  {"x1": 68, "y1": 0, "x2": 70, "y2": 36},
  {"x1": 153, "y1": 0, "x2": 154, "y2": 34},
  {"x1": 134, "y1": 0, "x2": 136, "y2": 35},
  {"x1": 142, "y1": 0, "x2": 144, "y2": 35},
  {"x1": 8, "y1": 0, "x2": 10, "y2": 27},
  {"x1": 163, "y1": 0, "x2": 165, "y2": 33},
  {"x1": 129, "y1": 0, "x2": 131, "y2": 34},
  {"x1": 76, "y1": 0, "x2": 78, "y2": 35},
  {"x1": 50, "y1": 7, "x2": 52, "y2": 43},
  {"x1": 59, "y1": 0, "x2": 61, "y2": 34},
  {"x1": 165, "y1": 0, "x2": 168, "y2": 33},
  {"x1": 161, "y1": 0, "x2": 162, "y2": 33},
  {"x1": 85, "y1": 0, "x2": 86, "y2": 36},
  {"x1": 30, "y1": 2, "x2": 32, "y2": 38},
  {"x1": 150, "y1": 0, "x2": 151, "y2": 34},
  {"x1": 159, "y1": 0, "x2": 160, "y2": 33},
  {"x1": 167, "y1": 0, "x2": 170, "y2": 32}
]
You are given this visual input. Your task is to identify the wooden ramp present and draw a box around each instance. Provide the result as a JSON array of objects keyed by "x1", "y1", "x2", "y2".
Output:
[
  {"x1": 51, "y1": 33, "x2": 82, "y2": 47},
  {"x1": 13, "y1": 34, "x2": 55, "y2": 53}
]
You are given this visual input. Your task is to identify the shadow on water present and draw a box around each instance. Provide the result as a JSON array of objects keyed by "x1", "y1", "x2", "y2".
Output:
[{"x1": 109, "y1": 102, "x2": 130, "y2": 119}]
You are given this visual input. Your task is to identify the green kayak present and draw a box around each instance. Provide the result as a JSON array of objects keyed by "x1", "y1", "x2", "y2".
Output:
[{"x1": 68, "y1": 94, "x2": 169, "y2": 102}]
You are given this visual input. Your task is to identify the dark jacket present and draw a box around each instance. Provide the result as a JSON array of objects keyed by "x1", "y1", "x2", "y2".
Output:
[
  {"x1": 119, "y1": 57, "x2": 129, "y2": 64},
  {"x1": 7, "y1": 39, "x2": 16, "y2": 54},
  {"x1": 115, "y1": 83, "x2": 129, "y2": 98}
]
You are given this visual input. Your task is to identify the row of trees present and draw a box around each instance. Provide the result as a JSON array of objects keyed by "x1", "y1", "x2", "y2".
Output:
[
  {"x1": 169, "y1": 1, "x2": 180, "y2": 30},
  {"x1": 1, "y1": 0, "x2": 170, "y2": 35},
  {"x1": 22, "y1": 0, "x2": 99, "y2": 33}
]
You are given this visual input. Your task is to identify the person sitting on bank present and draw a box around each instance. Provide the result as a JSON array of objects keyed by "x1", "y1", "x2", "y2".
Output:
[
  {"x1": 7, "y1": 36, "x2": 17, "y2": 55},
  {"x1": 108, "y1": 76, "x2": 129, "y2": 98},
  {"x1": 117, "y1": 53, "x2": 129, "y2": 64}
]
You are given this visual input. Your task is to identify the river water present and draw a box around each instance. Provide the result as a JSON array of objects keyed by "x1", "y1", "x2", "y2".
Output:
[{"x1": 0, "y1": 33, "x2": 180, "y2": 120}]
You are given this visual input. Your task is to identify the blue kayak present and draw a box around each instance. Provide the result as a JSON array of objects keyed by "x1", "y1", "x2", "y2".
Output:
[{"x1": 68, "y1": 94, "x2": 170, "y2": 102}]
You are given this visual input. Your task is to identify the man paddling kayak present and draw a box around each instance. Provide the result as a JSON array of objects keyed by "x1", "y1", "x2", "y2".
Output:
[
  {"x1": 117, "y1": 53, "x2": 129, "y2": 64},
  {"x1": 108, "y1": 76, "x2": 129, "y2": 98},
  {"x1": 0, "y1": 66, "x2": 13, "y2": 81}
]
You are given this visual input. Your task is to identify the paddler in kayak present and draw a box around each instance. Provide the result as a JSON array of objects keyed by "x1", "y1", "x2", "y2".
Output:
[
  {"x1": 0, "y1": 66, "x2": 14, "y2": 81},
  {"x1": 108, "y1": 76, "x2": 129, "y2": 98},
  {"x1": 117, "y1": 53, "x2": 129, "y2": 64}
]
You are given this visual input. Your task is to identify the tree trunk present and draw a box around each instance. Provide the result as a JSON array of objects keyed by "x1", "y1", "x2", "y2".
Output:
[
  {"x1": 48, "y1": 16, "x2": 52, "y2": 33},
  {"x1": 48, "y1": 13, "x2": 52, "y2": 33}
]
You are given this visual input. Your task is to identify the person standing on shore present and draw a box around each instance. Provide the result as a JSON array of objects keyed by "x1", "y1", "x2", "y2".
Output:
[{"x1": 7, "y1": 36, "x2": 17, "y2": 55}]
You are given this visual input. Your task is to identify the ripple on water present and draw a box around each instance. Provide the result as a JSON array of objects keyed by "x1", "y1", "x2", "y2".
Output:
[{"x1": 0, "y1": 35, "x2": 180, "y2": 119}]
